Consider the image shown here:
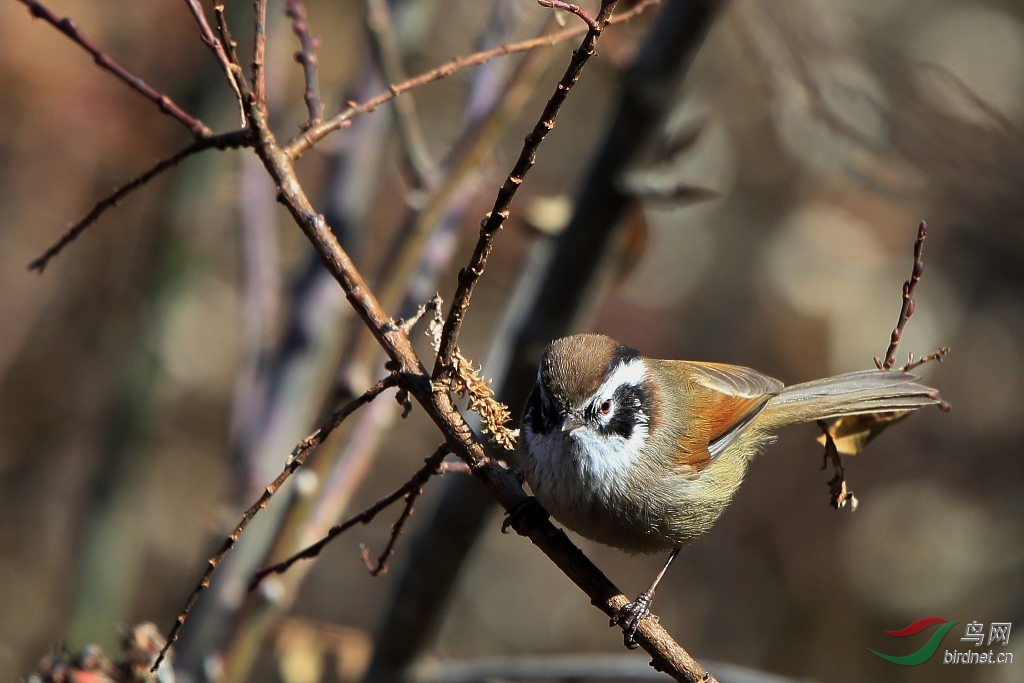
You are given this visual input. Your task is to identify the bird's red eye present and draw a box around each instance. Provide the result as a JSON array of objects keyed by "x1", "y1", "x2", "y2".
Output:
[{"x1": 600, "y1": 399, "x2": 613, "y2": 415}]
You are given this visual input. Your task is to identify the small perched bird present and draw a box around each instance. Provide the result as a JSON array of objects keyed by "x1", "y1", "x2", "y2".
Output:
[{"x1": 519, "y1": 333, "x2": 942, "y2": 647}]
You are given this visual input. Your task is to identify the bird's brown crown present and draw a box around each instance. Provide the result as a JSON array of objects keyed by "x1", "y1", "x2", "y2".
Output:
[{"x1": 539, "y1": 334, "x2": 641, "y2": 411}]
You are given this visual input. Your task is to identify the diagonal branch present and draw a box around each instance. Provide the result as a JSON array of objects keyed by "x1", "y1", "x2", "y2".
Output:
[
  {"x1": 28, "y1": 129, "x2": 253, "y2": 273},
  {"x1": 154, "y1": 375, "x2": 398, "y2": 667},
  {"x1": 249, "y1": 443, "x2": 450, "y2": 588},
  {"x1": 182, "y1": 0, "x2": 246, "y2": 125},
  {"x1": 431, "y1": 0, "x2": 619, "y2": 377},
  {"x1": 283, "y1": 0, "x2": 661, "y2": 159},
  {"x1": 285, "y1": 0, "x2": 323, "y2": 127},
  {"x1": 17, "y1": 0, "x2": 211, "y2": 139}
]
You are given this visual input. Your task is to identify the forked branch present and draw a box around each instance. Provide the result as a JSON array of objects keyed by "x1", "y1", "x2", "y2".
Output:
[
  {"x1": 250, "y1": 444, "x2": 451, "y2": 588},
  {"x1": 18, "y1": 0, "x2": 211, "y2": 139},
  {"x1": 157, "y1": 376, "x2": 398, "y2": 663},
  {"x1": 182, "y1": 0, "x2": 246, "y2": 124},
  {"x1": 28, "y1": 0, "x2": 658, "y2": 273},
  {"x1": 283, "y1": 0, "x2": 661, "y2": 159}
]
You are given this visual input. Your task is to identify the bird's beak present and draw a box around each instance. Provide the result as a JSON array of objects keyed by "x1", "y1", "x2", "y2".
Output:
[{"x1": 561, "y1": 414, "x2": 584, "y2": 432}]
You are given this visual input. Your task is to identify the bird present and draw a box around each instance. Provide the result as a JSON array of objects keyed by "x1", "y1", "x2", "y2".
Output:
[{"x1": 518, "y1": 333, "x2": 943, "y2": 648}]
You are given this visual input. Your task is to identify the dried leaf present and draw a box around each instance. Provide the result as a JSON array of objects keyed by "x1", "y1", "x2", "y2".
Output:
[
  {"x1": 816, "y1": 410, "x2": 911, "y2": 456},
  {"x1": 426, "y1": 302, "x2": 519, "y2": 450}
]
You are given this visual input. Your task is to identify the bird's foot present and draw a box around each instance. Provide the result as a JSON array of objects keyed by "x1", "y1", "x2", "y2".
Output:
[
  {"x1": 610, "y1": 589, "x2": 654, "y2": 650},
  {"x1": 501, "y1": 496, "x2": 548, "y2": 535}
]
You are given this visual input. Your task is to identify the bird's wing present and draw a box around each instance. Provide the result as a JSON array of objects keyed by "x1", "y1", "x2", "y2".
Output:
[
  {"x1": 666, "y1": 362, "x2": 783, "y2": 470},
  {"x1": 688, "y1": 362, "x2": 784, "y2": 399}
]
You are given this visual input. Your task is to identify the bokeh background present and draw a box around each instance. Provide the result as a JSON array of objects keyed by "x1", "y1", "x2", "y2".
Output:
[{"x1": 1, "y1": 0, "x2": 1022, "y2": 682}]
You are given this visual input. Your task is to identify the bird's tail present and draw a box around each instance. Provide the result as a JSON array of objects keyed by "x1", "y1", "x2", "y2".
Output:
[{"x1": 755, "y1": 370, "x2": 941, "y2": 431}]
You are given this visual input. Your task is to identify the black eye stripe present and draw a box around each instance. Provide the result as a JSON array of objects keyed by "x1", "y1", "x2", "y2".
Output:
[{"x1": 595, "y1": 382, "x2": 650, "y2": 439}]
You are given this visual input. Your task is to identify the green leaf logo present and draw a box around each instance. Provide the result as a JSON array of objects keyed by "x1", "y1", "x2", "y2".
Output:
[{"x1": 870, "y1": 618, "x2": 958, "y2": 665}]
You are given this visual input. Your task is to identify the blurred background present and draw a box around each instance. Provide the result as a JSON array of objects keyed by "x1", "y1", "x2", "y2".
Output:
[{"x1": 1, "y1": 0, "x2": 1022, "y2": 682}]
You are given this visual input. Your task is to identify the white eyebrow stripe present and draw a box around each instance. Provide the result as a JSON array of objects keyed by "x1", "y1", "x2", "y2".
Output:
[{"x1": 595, "y1": 358, "x2": 646, "y2": 400}]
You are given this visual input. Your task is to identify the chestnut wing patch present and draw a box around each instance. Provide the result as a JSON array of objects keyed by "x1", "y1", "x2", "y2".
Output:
[{"x1": 673, "y1": 362, "x2": 783, "y2": 470}]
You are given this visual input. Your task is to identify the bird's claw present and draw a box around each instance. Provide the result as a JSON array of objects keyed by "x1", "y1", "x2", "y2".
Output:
[
  {"x1": 610, "y1": 590, "x2": 654, "y2": 650},
  {"x1": 501, "y1": 496, "x2": 548, "y2": 535}
]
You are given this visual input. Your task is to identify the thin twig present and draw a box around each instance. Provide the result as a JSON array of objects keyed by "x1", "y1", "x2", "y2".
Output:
[
  {"x1": 359, "y1": 490, "x2": 419, "y2": 576},
  {"x1": 283, "y1": 0, "x2": 661, "y2": 159},
  {"x1": 393, "y1": 294, "x2": 443, "y2": 335},
  {"x1": 17, "y1": 0, "x2": 211, "y2": 139},
  {"x1": 214, "y1": 2, "x2": 244, "y2": 77},
  {"x1": 877, "y1": 221, "x2": 927, "y2": 370},
  {"x1": 253, "y1": 0, "x2": 269, "y2": 107},
  {"x1": 28, "y1": 129, "x2": 253, "y2": 272},
  {"x1": 182, "y1": 0, "x2": 246, "y2": 126},
  {"x1": 152, "y1": 375, "x2": 398, "y2": 669},
  {"x1": 285, "y1": 0, "x2": 323, "y2": 127},
  {"x1": 900, "y1": 346, "x2": 950, "y2": 372},
  {"x1": 250, "y1": 444, "x2": 450, "y2": 587},
  {"x1": 432, "y1": 0, "x2": 619, "y2": 378},
  {"x1": 538, "y1": 0, "x2": 600, "y2": 32}
]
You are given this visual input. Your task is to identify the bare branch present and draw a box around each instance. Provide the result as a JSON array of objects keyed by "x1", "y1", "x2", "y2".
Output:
[
  {"x1": 283, "y1": 0, "x2": 661, "y2": 159},
  {"x1": 17, "y1": 0, "x2": 212, "y2": 139},
  {"x1": 152, "y1": 375, "x2": 398, "y2": 670},
  {"x1": 360, "y1": 490, "x2": 419, "y2": 576},
  {"x1": 538, "y1": 0, "x2": 600, "y2": 32},
  {"x1": 253, "y1": 0, "x2": 268, "y2": 107},
  {"x1": 877, "y1": 221, "x2": 927, "y2": 370},
  {"x1": 28, "y1": 129, "x2": 253, "y2": 273},
  {"x1": 251, "y1": 444, "x2": 451, "y2": 587},
  {"x1": 900, "y1": 346, "x2": 950, "y2": 372},
  {"x1": 393, "y1": 294, "x2": 443, "y2": 335},
  {"x1": 214, "y1": 2, "x2": 244, "y2": 76},
  {"x1": 431, "y1": 0, "x2": 619, "y2": 377},
  {"x1": 285, "y1": 0, "x2": 323, "y2": 127},
  {"x1": 182, "y1": 0, "x2": 246, "y2": 126}
]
